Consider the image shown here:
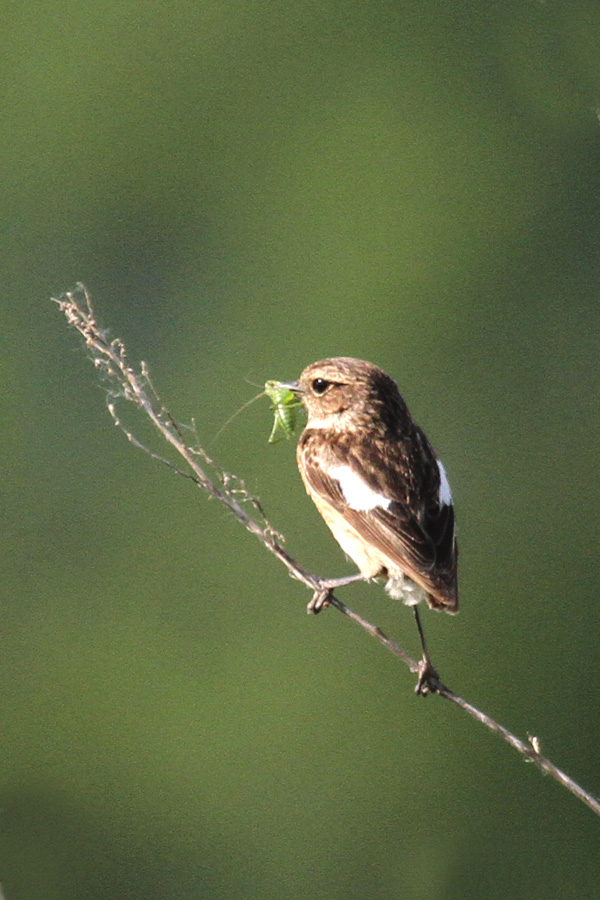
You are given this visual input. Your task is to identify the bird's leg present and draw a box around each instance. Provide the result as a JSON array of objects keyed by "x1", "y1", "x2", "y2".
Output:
[
  {"x1": 318, "y1": 573, "x2": 367, "y2": 590},
  {"x1": 413, "y1": 606, "x2": 440, "y2": 696},
  {"x1": 307, "y1": 573, "x2": 367, "y2": 613}
]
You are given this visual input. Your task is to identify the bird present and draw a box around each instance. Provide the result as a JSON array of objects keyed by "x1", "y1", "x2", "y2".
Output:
[{"x1": 282, "y1": 357, "x2": 458, "y2": 693}]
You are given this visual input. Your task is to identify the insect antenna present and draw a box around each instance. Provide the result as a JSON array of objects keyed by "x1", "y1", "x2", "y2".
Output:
[{"x1": 213, "y1": 389, "x2": 266, "y2": 442}]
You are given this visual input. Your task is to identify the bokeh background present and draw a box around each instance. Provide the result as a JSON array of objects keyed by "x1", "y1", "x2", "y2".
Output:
[{"x1": 2, "y1": 2, "x2": 600, "y2": 898}]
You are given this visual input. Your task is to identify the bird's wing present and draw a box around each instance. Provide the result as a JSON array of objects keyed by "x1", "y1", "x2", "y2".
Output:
[{"x1": 299, "y1": 434, "x2": 457, "y2": 606}]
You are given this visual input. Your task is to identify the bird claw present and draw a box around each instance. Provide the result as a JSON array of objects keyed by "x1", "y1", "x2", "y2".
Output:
[
  {"x1": 415, "y1": 657, "x2": 440, "y2": 697},
  {"x1": 307, "y1": 589, "x2": 332, "y2": 614}
]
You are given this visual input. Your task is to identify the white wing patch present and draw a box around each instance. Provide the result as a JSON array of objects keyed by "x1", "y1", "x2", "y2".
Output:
[
  {"x1": 437, "y1": 459, "x2": 453, "y2": 506},
  {"x1": 329, "y1": 465, "x2": 392, "y2": 512}
]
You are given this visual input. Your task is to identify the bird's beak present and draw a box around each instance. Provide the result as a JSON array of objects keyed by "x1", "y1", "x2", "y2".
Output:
[{"x1": 277, "y1": 380, "x2": 303, "y2": 394}]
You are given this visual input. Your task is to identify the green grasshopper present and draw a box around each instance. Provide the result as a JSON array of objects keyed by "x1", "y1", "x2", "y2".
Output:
[
  {"x1": 264, "y1": 380, "x2": 303, "y2": 443},
  {"x1": 214, "y1": 380, "x2": 303, "y2": 444}
]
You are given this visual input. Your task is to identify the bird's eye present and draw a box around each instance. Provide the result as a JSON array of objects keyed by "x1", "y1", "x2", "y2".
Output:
[{"x1": 312, "y1": 378, "x2": 331, "y2": 395}]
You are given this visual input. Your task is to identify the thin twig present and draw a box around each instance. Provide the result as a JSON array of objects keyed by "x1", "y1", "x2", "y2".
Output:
[{"x1": 53, "y1": 284, "x2": 600, "y2": 819}]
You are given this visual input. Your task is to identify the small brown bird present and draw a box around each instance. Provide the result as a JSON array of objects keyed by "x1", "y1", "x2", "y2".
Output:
[{"x1": 284, "y1": 357, "x2": 458, "y2": 691}]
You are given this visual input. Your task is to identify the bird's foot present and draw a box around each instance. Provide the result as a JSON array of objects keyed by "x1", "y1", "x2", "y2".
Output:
[
  {"x1": 307, "y1": 573, "x2": 366, "y2": 614},
  {"x1": 415, "y1": 656, "x2": 440, "y2": 697}
]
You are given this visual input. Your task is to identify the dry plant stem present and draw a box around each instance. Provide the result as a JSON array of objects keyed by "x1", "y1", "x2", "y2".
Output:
[{"x1": 53, "y1": 285, "x2": 600, "y2": 820}]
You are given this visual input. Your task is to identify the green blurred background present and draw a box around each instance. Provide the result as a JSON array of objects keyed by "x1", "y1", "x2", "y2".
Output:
[{"x1": 2, "y1": 1, "x2": 599, "y2": 898}]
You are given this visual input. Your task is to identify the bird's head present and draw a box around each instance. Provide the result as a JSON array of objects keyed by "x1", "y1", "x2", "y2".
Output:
[{"x1": 283, "y1": 357, "x2": 406, "y2": 435}]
